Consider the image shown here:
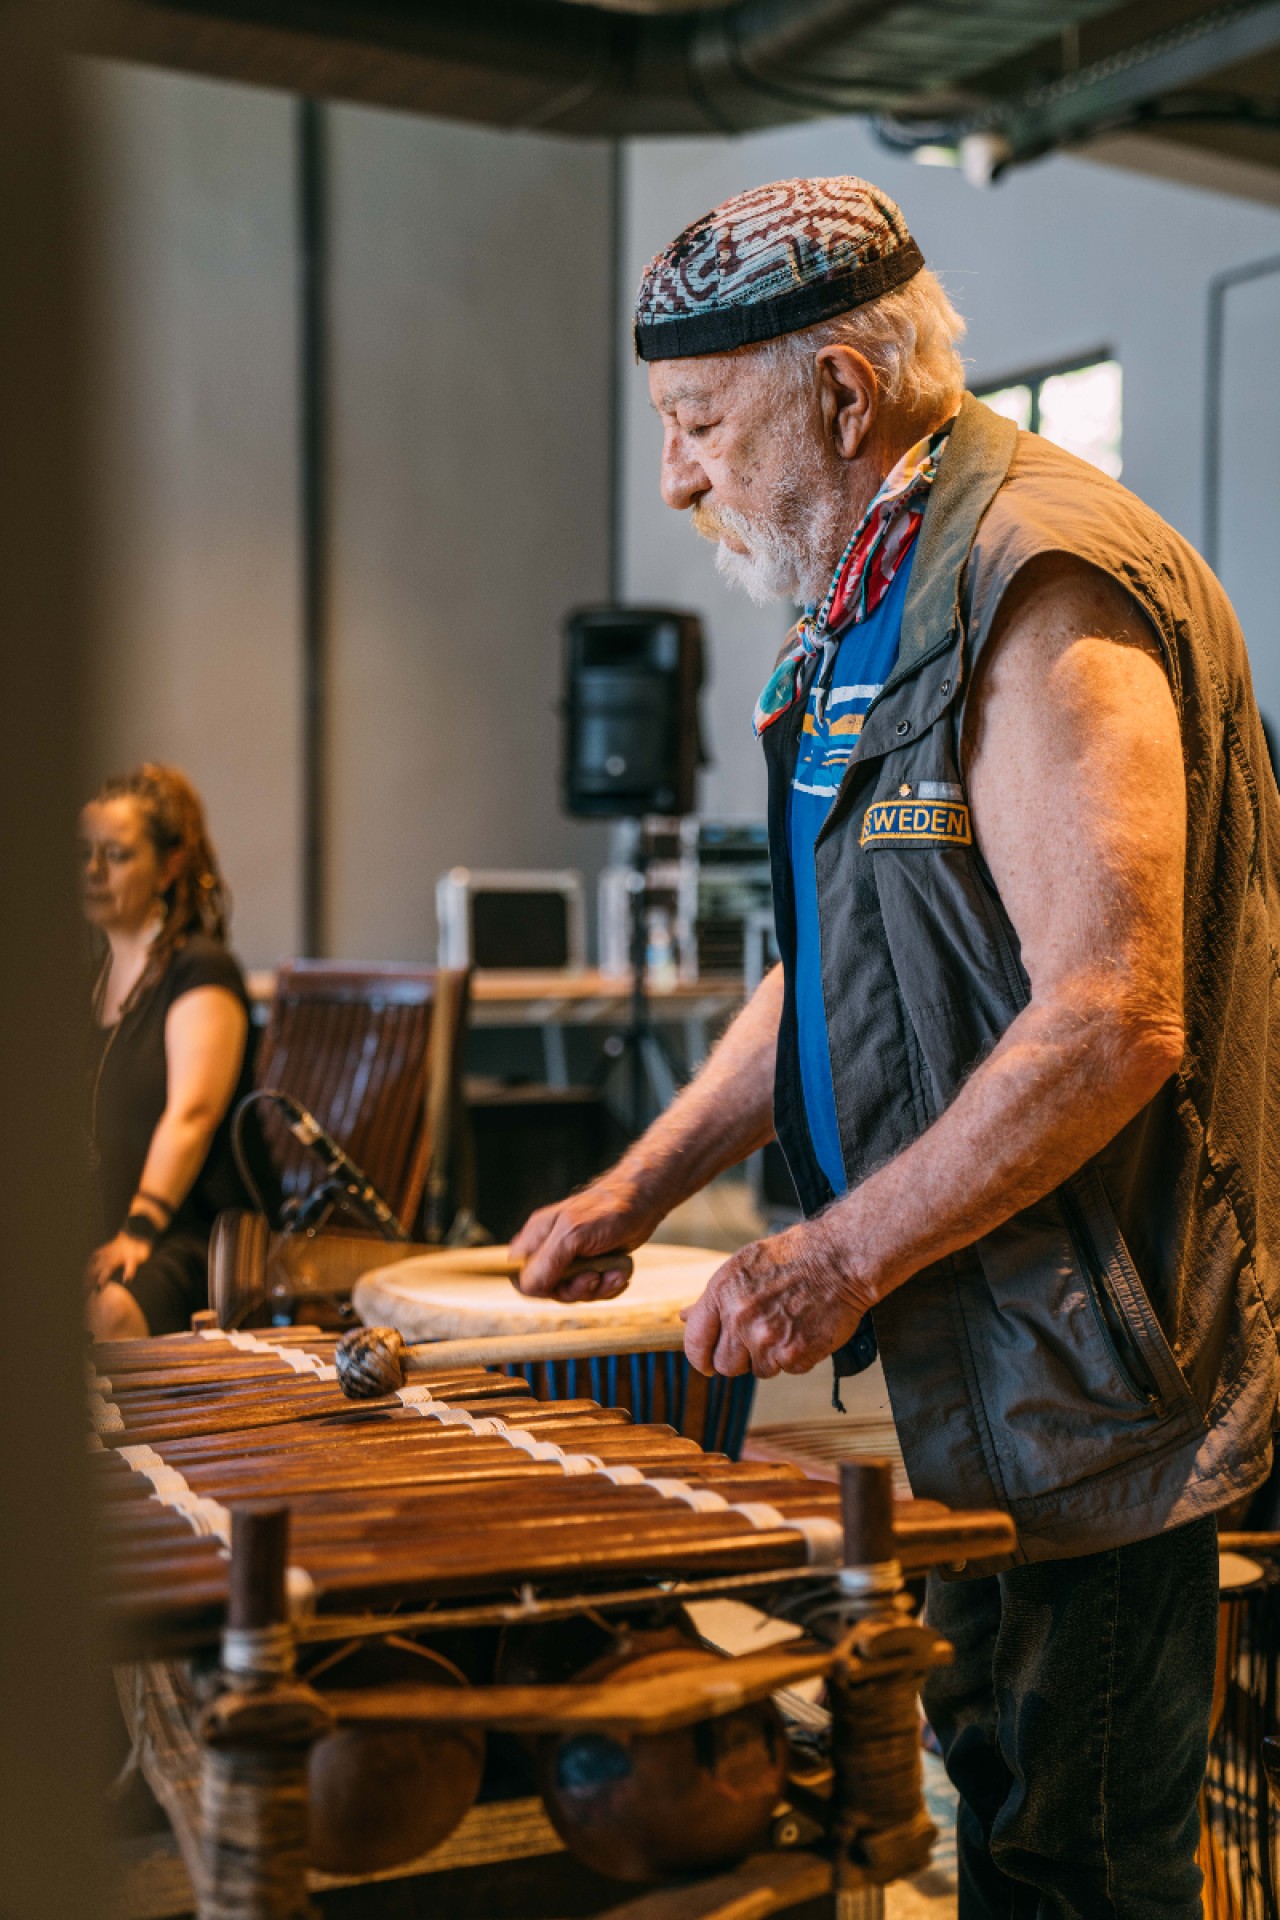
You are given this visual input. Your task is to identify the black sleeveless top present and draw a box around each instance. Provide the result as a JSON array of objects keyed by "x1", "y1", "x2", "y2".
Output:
[{"x1": 89, "y1": 934, "x2": 272, "y2": 1242}]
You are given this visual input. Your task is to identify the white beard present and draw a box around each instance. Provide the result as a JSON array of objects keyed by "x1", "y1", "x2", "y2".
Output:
[
  {"x1": 693, "y1": 431, "x2": 847, "y2": 608},
  {"x1": 709, "y1": 505, "x2": 808, "y2": 606}
]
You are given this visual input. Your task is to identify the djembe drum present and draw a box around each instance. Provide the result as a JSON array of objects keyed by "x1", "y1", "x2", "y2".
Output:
[{"x1": 350, "y1": 1241, "x2": 757, "y2": 1456}]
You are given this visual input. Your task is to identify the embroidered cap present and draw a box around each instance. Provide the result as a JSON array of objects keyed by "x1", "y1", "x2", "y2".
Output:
[{"x1": 634, "y1": 176, "x2": 925, "y2": 363}]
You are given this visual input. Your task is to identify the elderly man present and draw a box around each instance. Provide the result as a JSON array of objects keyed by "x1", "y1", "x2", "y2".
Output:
[{"x1": 512, "y1": 177, "x2": 1279, "y2": 1917}]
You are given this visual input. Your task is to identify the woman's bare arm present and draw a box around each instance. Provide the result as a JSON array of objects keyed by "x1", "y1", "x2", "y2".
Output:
[{"x1": 86, "y1": 985, "x2": 248, "y2": 1295}]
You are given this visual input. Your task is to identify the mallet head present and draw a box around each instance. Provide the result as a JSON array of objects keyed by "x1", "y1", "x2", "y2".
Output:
[{"x1": 335, "y1": 1326, "x2": 407, "y2": 1400}]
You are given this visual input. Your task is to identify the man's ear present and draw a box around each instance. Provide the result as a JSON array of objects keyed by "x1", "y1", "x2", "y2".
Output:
[{"x1": 815, "y1": 344, "x2": 878, "y2": 460}]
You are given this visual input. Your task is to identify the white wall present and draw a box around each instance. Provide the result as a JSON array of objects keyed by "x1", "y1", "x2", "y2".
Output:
[
  {"x1": 621, "y1": 123, "x2": 1280, "y2": 818},
  {"x1": 84, "y1": 62, "x2": 303, "y2": 967},
  {"x1": 82, "y1": 64, "x2": 614, "y2": 967},
  {"x1": 324, "y1": 106, "x2": 613, "y2": 960}
]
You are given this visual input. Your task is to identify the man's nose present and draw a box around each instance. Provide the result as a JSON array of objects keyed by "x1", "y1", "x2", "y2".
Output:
[{"x1": 660, "y1": 437, "x2": 707, "y2": 513}]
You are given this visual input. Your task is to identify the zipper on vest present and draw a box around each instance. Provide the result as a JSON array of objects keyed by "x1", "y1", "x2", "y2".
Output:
[{"x1": 1059, "y1": 1185, "x2": 1160, "y2": 1409}]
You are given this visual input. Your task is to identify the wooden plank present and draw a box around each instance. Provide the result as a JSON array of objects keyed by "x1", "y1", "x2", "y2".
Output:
[
  {"x1": 109, "y1": 1799, "x2": 565, "y2": 1919},
  {"x1": 581, "y1": 1851, "x2": 834, "y2": 1920},
  {"x1": 330, "y1": 1643, "x2": 837, "y2": 1735}
]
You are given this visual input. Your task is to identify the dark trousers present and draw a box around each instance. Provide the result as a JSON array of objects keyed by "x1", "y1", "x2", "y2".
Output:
[{"x1": 923, "y1": 1514, "x2": 1219, "y2": 1920}]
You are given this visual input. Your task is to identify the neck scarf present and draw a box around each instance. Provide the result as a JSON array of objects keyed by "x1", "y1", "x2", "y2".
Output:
[{"x1": 752, "y1": 421, "x2": 951, "y2": 738}]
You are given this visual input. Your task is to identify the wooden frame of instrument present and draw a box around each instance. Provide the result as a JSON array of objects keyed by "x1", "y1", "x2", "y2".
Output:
[{"x1": 95, "y1": 1331, "x2": 1018, "y2": 1919}]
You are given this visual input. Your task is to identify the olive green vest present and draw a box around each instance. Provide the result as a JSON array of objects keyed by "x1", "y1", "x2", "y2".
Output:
[{"x1": 764, "y1": 395, "x2": 1279, "y2": 1561}]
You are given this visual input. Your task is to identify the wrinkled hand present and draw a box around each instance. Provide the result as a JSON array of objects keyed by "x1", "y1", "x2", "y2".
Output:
[
  {"x1": 681, "y1": 1218, "x2": 869, "y2": 1378},
  {"x1": 510, "y1": 1175, "x2": 665, "y2": 1303},
  {"x1": 85, "y1": 1230, "x2": 151, "y2": 1294}
]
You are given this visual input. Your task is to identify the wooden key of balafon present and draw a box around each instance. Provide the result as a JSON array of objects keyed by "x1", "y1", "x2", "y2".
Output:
[{"x1": 336, "y1": 1316, "x2": 683, "y2": 1401}]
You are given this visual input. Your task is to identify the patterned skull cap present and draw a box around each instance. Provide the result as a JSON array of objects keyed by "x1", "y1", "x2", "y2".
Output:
[{"x1": 634, "y1": 176, "x2": 924, "y2": 362}]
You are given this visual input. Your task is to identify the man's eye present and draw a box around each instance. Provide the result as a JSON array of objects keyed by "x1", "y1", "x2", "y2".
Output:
[{"x1": 686, "y1": 422, "x2": 715, "y2": 439}]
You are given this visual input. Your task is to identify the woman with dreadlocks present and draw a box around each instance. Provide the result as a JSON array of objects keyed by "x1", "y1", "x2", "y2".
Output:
[{"x1": 81, "y1": 764, "x2": 272, "y2": 1338}]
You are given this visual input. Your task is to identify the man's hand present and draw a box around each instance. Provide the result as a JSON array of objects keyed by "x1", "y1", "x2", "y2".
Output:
[
  {"x1": 510, "y1": 1175, "x2": 666, "y2": 1303},
  {"x1": 681, "y1": 1216, "x2": 870, "y2": 1377},
  {"x1": 85, "y1": 1229, "x2": 151, "y2": 1294}
]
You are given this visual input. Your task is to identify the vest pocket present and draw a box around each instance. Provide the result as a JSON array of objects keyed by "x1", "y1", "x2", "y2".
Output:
[
  {"x1": 1058, "y1": 1183, "x2": 1158, "y2": 1408},
  {"x1": 1063, "y1": 1167, "x2": 1205, "y2": 1425},
  {"x1": 962, "y1": 1185, "x2": 1205, "y2": 1505}
]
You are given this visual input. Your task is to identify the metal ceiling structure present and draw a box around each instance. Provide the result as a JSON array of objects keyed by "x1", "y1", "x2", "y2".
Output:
[
  {"x1": 877, "y1": 0, "x2": 1280, "y2": 187},
  {"x1": 86, "y1": 0, "x2": 1280, "y2": 190}
]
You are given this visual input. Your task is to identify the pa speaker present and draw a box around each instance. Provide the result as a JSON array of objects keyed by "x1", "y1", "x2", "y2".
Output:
[{"x1": 562, "y1": 606, "x2": 705, "y2": 819}]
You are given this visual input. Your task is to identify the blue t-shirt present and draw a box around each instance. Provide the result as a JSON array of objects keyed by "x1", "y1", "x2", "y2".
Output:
[{"x1": 786, "y1": 544, "x2": 919, "y2": 1195}]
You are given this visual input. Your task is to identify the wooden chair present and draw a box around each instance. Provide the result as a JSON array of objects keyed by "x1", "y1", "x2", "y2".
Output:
[
  {"x1": 255, "y1": 961, "x2": 469, "y2": 1233},
  {"x1": 210, "y1": 962, "x2": 470, "y2": 1327}
]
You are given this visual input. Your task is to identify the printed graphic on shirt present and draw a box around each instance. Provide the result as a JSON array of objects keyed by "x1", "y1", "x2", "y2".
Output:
[
  {"x1": 792, "y1": 683, "x2": 883, "y2": 799},
  {"x1": 860, "y1": 796, "x2": 973, "y2": 848}
]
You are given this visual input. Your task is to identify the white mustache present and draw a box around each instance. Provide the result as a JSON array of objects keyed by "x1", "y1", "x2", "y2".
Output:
[{"x1": 690, "y1": 500, "x2": 762, "y2": 548}]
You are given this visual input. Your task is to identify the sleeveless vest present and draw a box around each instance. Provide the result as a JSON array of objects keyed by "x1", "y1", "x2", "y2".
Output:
[{"x1": 763, "y1": 394, "x2": 1280, "y2": 1562}]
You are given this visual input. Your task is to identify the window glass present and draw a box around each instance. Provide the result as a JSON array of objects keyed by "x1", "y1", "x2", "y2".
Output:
[
  {"x1": 1038, "y1": 360, "x2": 1123, "y2": 479},
  {"x1": 976, "y1": 357, "x2": 1122, "y2": 479},
  {"x1": 982, "y1": 384, "x2": 1033, "y2": 431}
]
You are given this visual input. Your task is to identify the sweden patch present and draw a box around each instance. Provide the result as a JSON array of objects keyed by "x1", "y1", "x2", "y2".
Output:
[{"x1": 860, "y1": 797, "x2": 973, "y2": 849}]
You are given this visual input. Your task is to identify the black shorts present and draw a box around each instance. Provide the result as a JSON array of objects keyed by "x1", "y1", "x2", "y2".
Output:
[{"x1": 125, "y1": 1232, "x2": 209, "y2": 1336}]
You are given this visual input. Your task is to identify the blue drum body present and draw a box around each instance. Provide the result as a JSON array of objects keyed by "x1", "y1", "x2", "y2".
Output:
[{"x1": 507, "y1": 1353, "x2": 755, "y2": 1460}]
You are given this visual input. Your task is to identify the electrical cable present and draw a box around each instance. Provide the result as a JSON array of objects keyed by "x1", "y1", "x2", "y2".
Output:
[{"x1": 230, "y1": 1090, "x2": 277, "y2": 1223}]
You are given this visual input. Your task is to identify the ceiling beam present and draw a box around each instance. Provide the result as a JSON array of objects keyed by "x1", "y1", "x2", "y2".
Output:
[{"x1": 994, "y1": 0, "x2": 1280, "y2": 165}]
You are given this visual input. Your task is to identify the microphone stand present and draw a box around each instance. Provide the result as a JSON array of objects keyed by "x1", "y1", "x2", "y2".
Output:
[{"x1": 233, "y1": 1089, "x2": 409, "y2": 1242}]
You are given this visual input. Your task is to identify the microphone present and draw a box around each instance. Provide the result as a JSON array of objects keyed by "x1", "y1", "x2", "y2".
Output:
[{"x1": 258, "y1": 1089, "x2": 409, "y2": 1242}]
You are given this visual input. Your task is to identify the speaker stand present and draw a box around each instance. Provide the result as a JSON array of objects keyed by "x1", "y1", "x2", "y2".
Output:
[{"x1": 593, "y1": 830, "x2": 686, "y2": 1137}]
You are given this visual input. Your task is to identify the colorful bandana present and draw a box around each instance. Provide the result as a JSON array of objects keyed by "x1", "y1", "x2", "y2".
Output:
[
  {"x1": 635, "y1": 177, "x2": 924, "y2": 362},
  {"x1": 752, "y1": 423, "x2": 952, "y2": 739}
]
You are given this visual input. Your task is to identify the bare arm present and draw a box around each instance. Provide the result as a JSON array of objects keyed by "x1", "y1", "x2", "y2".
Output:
[
  {"x1": 512, "y1": 965, "x2": 783, "y2": 1298},
  {"x1": 86, "y1": 985, "x2": 248, "y2": 1293},
  {"x1": 686, "y1": 556, "x2": 1186, "y2": 1375}
]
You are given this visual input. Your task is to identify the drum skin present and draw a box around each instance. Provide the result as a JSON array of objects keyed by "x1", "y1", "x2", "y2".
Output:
[
  {"x1": 537, "y1": 1645, "x2": 787, "y2": 1882},
  {"x1": 303, "y1": 1638, "x2": 483, "y2": 1876}
]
